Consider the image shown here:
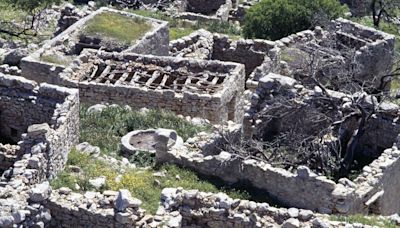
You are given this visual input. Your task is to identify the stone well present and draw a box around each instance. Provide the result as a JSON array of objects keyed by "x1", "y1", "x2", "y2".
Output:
[{"x1": 121, "y1": 129, "x2": 183, "y2": 157}]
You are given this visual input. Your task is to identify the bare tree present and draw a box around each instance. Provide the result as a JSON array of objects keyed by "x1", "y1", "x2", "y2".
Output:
[
  {"x1": 0, "y1": 0, "x2": 59, "y2": 38},
  {"x1": 370, "y1": 0, "x2": 400, "y2": 27},
  {"x1": 223, "y1": 39, "x2": 397, "y2": 180}
]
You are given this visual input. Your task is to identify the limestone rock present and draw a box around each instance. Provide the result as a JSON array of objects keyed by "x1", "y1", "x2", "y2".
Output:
[
  {"x1": 29, "y1": 181, "x2": 51, "y2": 202},
  {"x1": 114, "y1": 189, "x2": 142, "y2": 212},
  {"x1": 282, "y1": 218, "x2": 300, "y2": 228},
  {"x1": 87, "y1": 104, "x2": 107, "y2": 114},
  {"x1": 89, "y1": 176, "x2": 106, "y2": 190},
  {"x1": 76, "y1": 142, "x2": 100, "y2": 157}
]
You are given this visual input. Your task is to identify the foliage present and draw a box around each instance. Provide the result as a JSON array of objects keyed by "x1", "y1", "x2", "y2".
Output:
[
  {"x1": 51, "y1": 149, "x2": 250, "y2": 214},
  {"x1": 369, "y1": 0, "x2": 400, "y2": 27},
  {"x1": 82, "y1": 12, "x2": 152, "y2": 44},
  {"x1": 243, "y1": 0, "x2": 345, "y2": 40},
  {"x1": 0, "y1": 0, "x2": 60, "y2": 37},
  {"x1": 2, "y1": 0, "x2": 60, "y2": 12},
  {"x1": 330, "y1": 214, "x2": 398, "y2": 228},
  {"x1": 79, "y1": 105, "x2": 211, "y2": 155}
]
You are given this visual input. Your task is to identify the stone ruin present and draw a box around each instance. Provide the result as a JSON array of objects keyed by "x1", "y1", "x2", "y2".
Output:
[
  {"x1": 0, "y1": 73, "x2": 79, "y2": 226},
  {"x1": 169, "y1": 18, "x2": 395, "y2": 93},
  {"x1": 170, "y1": 29, "x2": 276, "y2": 80},
  {"x1": 169, "y1": 0, "x2": 235, "y2": 22},
  {"x1": 57, "y1": 50, "x2": 245, "y2": 124},
  {"x1": 248, "y1": 18, "x2": 396, "y2": 92},
  {"x1": 1, "y1": 5, "x2": 400, "y2": 227},
  {"x1": 120, "y1": 128, "x2": 183, "y2": 157},
  {"x1": 20, "y1": 7, "x2": 169, "y2": 84}
]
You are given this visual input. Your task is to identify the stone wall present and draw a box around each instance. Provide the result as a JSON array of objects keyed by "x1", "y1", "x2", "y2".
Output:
[
  {"x1": 0, "y1": 73, "x2": 79, "y2": 227},
  {"x1": 156, "y1": 121, "x2": 400, "y2": 215},
  {"x1": 58, "y1": 51, "x2": 245, "y2": 124},
  {"x1": 159, "y1": 188, "x2": 376, "y2": 227},
  {"x1": 20, "y1": 7, "x2": 169, "y2": 84},
  {"x1": 170, "y1": 30, "x2": 277, "y2": 78},
  {"x1": 246, "y1": 18, "x2": 396, "y2": 92},
  {"x1": 46, "y1": 189, "x2": 157, "y2": 227},
  {"x1": 0, "y1": 144, "x2": 18, "y2": 174},
  {"x1": 172, "y1": 0, "x2": 233, "y2": 21},
  {"x1": 0, "y1": 75, "x2": 63, "y2": 143}
]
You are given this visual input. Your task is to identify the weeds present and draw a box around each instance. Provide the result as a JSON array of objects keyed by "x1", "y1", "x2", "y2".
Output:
[{"x1": 79, "y1": 105, "x2": 211, "y2": 156}]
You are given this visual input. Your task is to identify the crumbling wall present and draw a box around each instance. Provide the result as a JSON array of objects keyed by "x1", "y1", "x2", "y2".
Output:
[
  {"x1": 0, "y1": 144, "x2": 18, "y2": 174},
  {"x1": 156, "y1": 129, "x2": 400, "y2": 215},
  {"x1": 246, "y1": 18, "x2": 395, "y2": 92},
  {"x1": 170, "y1": 30, "x2": 277, "y2": 78},
  {"x1": 0, "y1": 74, "x2": 79, "y2": 227},
  {"x1": 59, "y1": 51, "x2": 245, "y2": 124},
  {"x1": 0, "y1": 75, "x2": 56, "y2": 143},
  {"x1": 212, "y1": 34, "x2": 276, "y2": 77},
  {"x1": 160, "y1": 188, "x2": 368, "y2": 227},
  {"x1": 20, "y1": 7, "x2": 169, "y2": 84},
  {"x1": 46, "y1": 190, "x2": 156, "y2": 227},
  {"x1": 173, "y1": 0, "x2": 233, "y2": 21}
]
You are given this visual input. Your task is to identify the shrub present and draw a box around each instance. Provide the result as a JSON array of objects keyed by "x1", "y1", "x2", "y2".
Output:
[{"x1": 243, "y1": 0, "x2": 345, "y2": 40}]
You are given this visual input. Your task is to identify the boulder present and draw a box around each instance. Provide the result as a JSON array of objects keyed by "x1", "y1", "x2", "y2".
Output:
[{"x1": 29, "y1": 181, "x2": 51, "y2": 202}]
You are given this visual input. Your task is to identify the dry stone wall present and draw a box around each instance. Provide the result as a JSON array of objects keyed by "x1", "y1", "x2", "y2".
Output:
[
  {"x1": 0, "y1": 74, "x2": 79, "y2": 227},
  {"x1": 170, "y1": 29, "x2": 277, "y2": 78},
  {"x1": 58, "y1": 50, "x2": 245, "y2": 124},
  {"x1": 20, "y1": 7, "x2": 169, "y2": 84},
  {"x1": 156, "y1": 119, "x2": 400, "y2": 215},
  {"x1": 160, "y1": 188, "x2": 381, "y2": 228},
  {"x1": 246, "y1": 18, "x2": 396, "y2": 92},
  {"x1": 171, "y1": 0, "x2": 233, "y2": 22}
]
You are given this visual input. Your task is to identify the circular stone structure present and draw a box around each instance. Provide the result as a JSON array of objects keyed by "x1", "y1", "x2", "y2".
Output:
[{"x1": 121, "y1": 128, "x2": 181, "y2": 156}]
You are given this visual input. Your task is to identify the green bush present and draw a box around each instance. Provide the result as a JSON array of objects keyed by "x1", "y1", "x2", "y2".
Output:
[{"x1": 243, "y1": 0, "x2": 345, "y2": 40}]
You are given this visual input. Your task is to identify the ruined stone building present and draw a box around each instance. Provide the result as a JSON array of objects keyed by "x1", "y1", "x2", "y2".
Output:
[{"x1": 1, "y1": 6, "x2": 400, "y2": 227}]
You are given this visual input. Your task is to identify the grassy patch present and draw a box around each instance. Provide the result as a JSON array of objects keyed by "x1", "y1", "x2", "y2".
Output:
[
  {"x1": 80, "y1": 105, "x2": 211, "y2": 155},
  {"x1": 40, "y1": 54, "x2": 72, "y2": 66},
  {"x1": 330, "y1": 215, "x2": 397, "y2": 228},
  {"x1": 131, "y1": 9, "x2": 241, "y2": 40},
  {"x1": 51, "y1": 149, "x2": 250, "y2": 214},
  {"x1": 83, "y1": 12, "x2": 152, "y2": 43}
]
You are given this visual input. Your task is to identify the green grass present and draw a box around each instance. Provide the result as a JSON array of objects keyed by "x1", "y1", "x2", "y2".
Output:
[
  {"x1": 330, "y1": 215, "x2": 397, "y2": 228},
  {"x1": 51, "y1": 106, "x2": 246, "y2": 214},
  {"x1": 40, "y1": 54, "x2": 72, "y2": 66},
  {"x1": 51, "y1": 149, "x2": 250, "y2": 214},
  {"x1": 130, "y1": 9, "x2": 241, "y2": 40},
  {"x1": 83, "y1": 12, "x2": 152, "y2": 43},
  {"x1": 80, "y1": 105, "x2": 211, "y2": 156}
]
